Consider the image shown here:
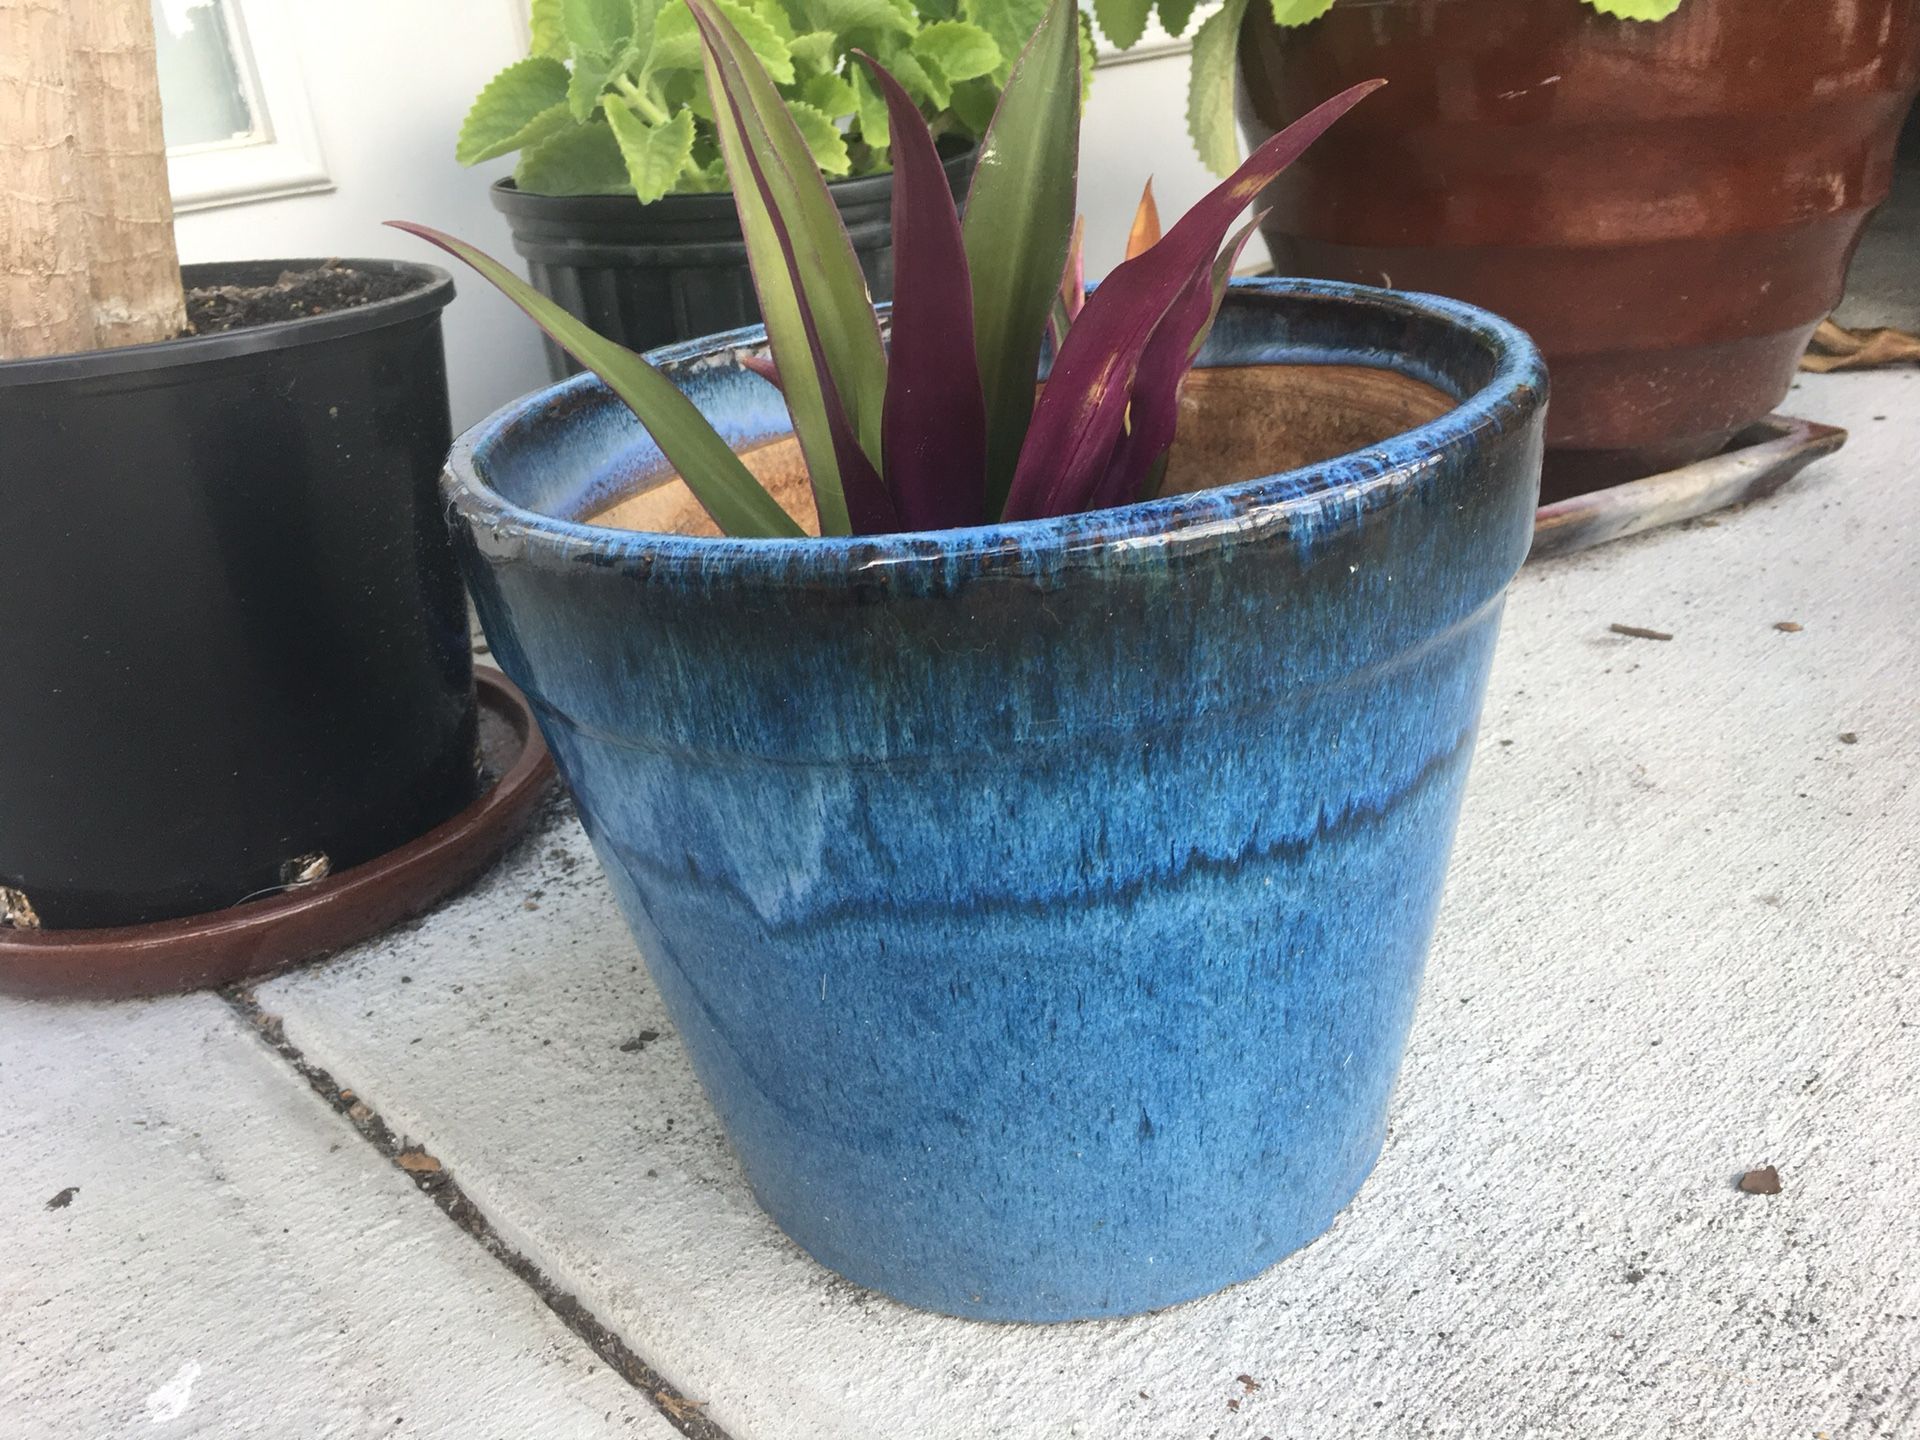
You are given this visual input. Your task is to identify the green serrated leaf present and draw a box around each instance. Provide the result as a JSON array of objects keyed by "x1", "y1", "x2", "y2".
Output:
[
  {"x1": 1187, "y1": 0, "x2": 1249, "y2": 174},
  {"x1": 745, "y1": 0, "x2": 798, "y2": 37},
  {"x1": 885, "y1": 49, "x2": 948, "y2": 108},
  {"x1": 1582, "y1": 0, "x2": 1685, "y2": 17},
  {"x1": 458, "y1": 57, "x2": 572, "y2": 164},
  {"x1": 1267, "y1": 0, "x2": 1334, "y2": 23},
  {"x1": 681, "y1": 154, "x2": 732, "y2": 190},
  {"x1": 604, "y1": 100, "x2": 697, "y2": 200},
  {"x1": 947, "y1": 74, "x2": 997, "y2": 134},
  {"x1": 569, "y1": 50, "x2": 618, "y2": 120},
  {"x1": 1092, "y1": 0, "x2": 1150, "y2": 49},
  {"x1": 659, "y1": 66, "x2": 697, "y2": 109},
  {"x1": 476, "y1": 100, "x2": 575, "y2": 166},
  {"x1": 685, "y1": 71, "x2": 717, "y2": 118},
  {"x1": 1155, "y1": 0, "x2": 1195, "y2": 38},
  {"x1": 513, "y1": 117, "x2": 634, "y2": 193},
  {"x1": 912, "y1": 21, "x2": 999, "y2": 81},
  {"x1": 851, "y1": 64, "x2": 890, "y2": 151},
  {"x1": 801, "y1": 71, "x2": 860, "y2": 117},
  {"x1": 1077, "y1": 9, "x2": 1095, "y2": 101},
  {"x1": 799, "y1": 0, "x2": 916, "y2": 39},
  {"x1": 962, "y1": 0, "x2": 1046, "y2": 81},
  {"x1": 631, "y1": 0, "x2": 662, "y2": 59},
  {"x1": 649, "y1": 0, "x2": 789, "y2": 75},
  {"x1": 718, "y1": 0, "x2": 797, "y2": 81},
  {"x1": 785, "y1": 98, "x2": 853, "y2": 173},
  {"x1": 787, "y1": 29, "x2": 840, "y2": 71},
  {"x1": 389, "y1": 225, "x2": 802, "y2": 538},
  {"x1": 650, "y1": 3, "x2": 703, "y2": 67},
  {"x1": 883, "y1": 0, "x2": 924, "y2": 31},
  {"x1": 563, "y1": 0, "x2": 634, "y2": 53},
  {"x1": 532, "y1": 0, "x2": 569, "y2": 57}
]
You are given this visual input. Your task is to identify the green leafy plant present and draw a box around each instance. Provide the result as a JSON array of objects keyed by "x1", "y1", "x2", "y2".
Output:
[
  {"x1": 459, "y1": 0, "x2": 1099, "y2": 202},
  {"x1": 405, "y1": 0, "x2": 1377, "y2": 538},
  {"x1": 1082, "y1": 0, "x2": 1688, "y2": 177}
]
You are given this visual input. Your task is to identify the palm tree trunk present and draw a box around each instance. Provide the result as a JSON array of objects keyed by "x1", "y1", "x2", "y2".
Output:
[{"x1": 0, "y1": 0, "x2": 185, "y2": 361}]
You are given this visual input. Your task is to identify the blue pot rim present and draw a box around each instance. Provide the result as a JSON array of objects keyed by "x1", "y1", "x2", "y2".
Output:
[{"x1": 445, "y1": 277, "x2": 1546, "y2": 587}]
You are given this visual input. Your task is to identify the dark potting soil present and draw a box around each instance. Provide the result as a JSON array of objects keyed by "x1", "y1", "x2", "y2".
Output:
[{"x1": 184, "y1": 262, "x2": 417, "y2": 335}]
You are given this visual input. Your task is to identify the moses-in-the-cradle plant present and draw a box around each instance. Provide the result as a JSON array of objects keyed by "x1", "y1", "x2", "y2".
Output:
[{"x1": 402, "y1": 0, "x2": 1380, "y2": 538}]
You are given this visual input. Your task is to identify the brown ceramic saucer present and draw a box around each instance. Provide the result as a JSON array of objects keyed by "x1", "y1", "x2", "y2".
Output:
[{"x1": 0, "y1": 669, "x2": 554, "y2": 1001}]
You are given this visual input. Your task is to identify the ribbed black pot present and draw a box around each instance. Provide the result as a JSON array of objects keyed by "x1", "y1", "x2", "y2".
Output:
[
  {"x1": 0, "y1": 259, "x2": 477, "y2": 931},
  {"x1": 492, "y1": 141, "x2": 978, "y2": 379}
]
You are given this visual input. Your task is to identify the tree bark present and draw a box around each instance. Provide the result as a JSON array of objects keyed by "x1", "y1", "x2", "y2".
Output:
[
  {"x1": 0, "y1": 0, "x2": 92, "y2": 359},
  {"x1": 0, "y1": 0, "x2": 185, "y2": 361},
  {"x1": 71, "y1": 0, "x2": 186, "y2": 349}
]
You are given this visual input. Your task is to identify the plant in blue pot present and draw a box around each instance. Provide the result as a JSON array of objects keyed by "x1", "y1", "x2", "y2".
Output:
[{"x1": 401, "y1": 0, "x2": 1547, "y2": 1322}]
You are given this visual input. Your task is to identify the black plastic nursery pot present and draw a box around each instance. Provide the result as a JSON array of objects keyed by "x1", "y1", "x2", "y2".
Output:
[
  {"x1": 492, "y1": 140, "x2": 978, "y2": 379},
  {"x1": 0, "y1": 259, "x2": 478, "y2": 932}
]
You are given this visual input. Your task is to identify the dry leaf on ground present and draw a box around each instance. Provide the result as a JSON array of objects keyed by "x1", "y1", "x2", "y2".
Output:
[{"x1": 1800, "y1": 317, "x2": 1920, "y2": 372}]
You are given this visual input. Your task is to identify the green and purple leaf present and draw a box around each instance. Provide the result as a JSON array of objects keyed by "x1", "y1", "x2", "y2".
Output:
[
  {"x1": 960, "y1": 0, "x2": 1081, "y2": 519},
  {"x1": 699, "y1": 19, "x2": 897, "y2": 532},
  {"x1": 857, "y1": 53, "x2": 987, "y2": 531},
  {"x1": 738, "y1": 352, "x2": 783, "y2": 389},
  {"x1": 387, "y1": 222, "x2": 802, "y2": 539},
  {"x1": 1189, "y1": 210, "x2": 1260, "y2": 362},
  {"x1": 1002, "y1": 78, "x2": 1383, "y2": 521},
  {"x1": 1049, "y1": 214, "x2": 1085, "y2": 352},
  {"x1": 690, "y1": 0, "x2": 890, "y2": 534}
]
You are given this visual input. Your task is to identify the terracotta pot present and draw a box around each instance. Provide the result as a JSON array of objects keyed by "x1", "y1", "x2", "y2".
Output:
[{"x1": 1239, "y1": 0, "x2": 1920, "y2": 497}]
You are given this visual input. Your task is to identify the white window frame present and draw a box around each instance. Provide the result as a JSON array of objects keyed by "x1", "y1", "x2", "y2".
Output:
[{"x1": 163, "y1": 0, "x2": 333, "y2": 213}]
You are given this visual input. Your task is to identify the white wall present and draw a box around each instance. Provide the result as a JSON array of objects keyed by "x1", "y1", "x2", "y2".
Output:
[
  {"x1": 1077, "y1": 50, "x2": 1271, "y2": 279},
  {"x1": 173, "y1": 1, "x2": 551, "y2": 431},
  {"x1": 175, "y1": 4, "x2": 1249, "y2": 433}
]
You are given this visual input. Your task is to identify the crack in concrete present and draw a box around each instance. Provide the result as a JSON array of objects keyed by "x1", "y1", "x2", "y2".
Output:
[{"x1": 219, "y1": 984, "x2": 738, "y2": 1440}]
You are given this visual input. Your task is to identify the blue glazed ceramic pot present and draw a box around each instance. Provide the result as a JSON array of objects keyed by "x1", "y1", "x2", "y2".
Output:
[{"x1": 444, "y1": 279, "x2": 1546, "y2": 1321}]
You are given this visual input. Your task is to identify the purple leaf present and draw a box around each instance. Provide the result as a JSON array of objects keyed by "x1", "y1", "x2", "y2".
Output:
[
  {"x1": 739, "y1": 353, "x2": 783, "y2": 390},
  {"x1": 857, "y1": 53, "x2": 988, "y2": 531},
  {"x1": 1087, "y1": 213, "x2": 1264, "y2": 513},
  {"x1": 1002, "y1": 79, "x2": 1383, "y2": 522}
]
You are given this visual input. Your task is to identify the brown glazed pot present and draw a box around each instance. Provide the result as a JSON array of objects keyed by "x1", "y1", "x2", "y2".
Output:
[{"x1": 1239, "y1": 0, "x2": 1920, "y2": 497}]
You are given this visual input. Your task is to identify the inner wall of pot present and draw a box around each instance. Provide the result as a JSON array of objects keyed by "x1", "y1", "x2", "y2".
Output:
[{"x1": 589, "y1": 363, "x2": 1455, "y2": 538}]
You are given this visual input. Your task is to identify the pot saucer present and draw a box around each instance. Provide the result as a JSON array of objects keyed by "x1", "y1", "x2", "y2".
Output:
[{"x1": 0, "y1": 669, "x2": 554, "y2": 1000}]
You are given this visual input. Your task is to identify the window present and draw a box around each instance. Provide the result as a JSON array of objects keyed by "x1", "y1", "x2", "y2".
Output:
[{"x1": 153, "y1": 0, "x2": 331, "y2": 211}]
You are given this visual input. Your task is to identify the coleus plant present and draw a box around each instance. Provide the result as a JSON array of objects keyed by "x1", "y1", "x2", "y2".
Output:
[
  {"x1": 1087, "y1": 0, "x2": 1689, "y2": 176},
  {"x1": 459, "y1": 0, "x2": 1097, "y2": 201},
  {"x1": 405, "y1": 0, "x2": 1378, "y2": 538}
]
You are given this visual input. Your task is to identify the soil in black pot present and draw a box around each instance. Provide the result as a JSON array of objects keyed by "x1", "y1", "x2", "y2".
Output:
[{"x1": 184, "y1": 261, "x2": 418, "y2": 334}]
